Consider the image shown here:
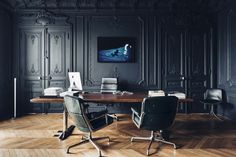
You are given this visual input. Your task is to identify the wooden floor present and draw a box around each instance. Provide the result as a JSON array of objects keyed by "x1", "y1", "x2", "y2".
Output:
[{"x1": 0, "y1": 113, "x2": 236, "y2": 157}]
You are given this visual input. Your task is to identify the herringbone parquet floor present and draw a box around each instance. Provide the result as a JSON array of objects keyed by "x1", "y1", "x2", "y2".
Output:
[{"x1": 0, "y1": 113, "x2": 236, "y2": 157}]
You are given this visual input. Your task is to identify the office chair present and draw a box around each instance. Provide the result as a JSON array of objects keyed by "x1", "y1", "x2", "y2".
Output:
[
  {"x1": 64, "y1": 95, "x2": 112, "y2": 157},
  {"x1": 200, "y1": 88, "x2": 223, "y2": 121},
  {"x1": 131, "y1": 96, "x2": 178, "y2": 156},
  {"x1": 100, "y1": 78, "x2": 119, "y2": 120}
]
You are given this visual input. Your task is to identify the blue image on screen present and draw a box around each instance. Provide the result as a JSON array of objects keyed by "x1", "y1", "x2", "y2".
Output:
[
  {"x1": 97, "y1": 37, "x2": 135, "y2": 63},
  {"x1": 98, "y1": 44, "x2": 132, "y2": 62}
]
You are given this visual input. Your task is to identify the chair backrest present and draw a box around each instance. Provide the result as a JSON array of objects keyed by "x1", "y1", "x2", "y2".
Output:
[
  {"x1": 205, "y1": 89, "x2": 222, "y2": 101},
  {"x1": 64, "y1": 95, "x2": 91, "y2": 132},
  {"x1": 100, "y1": 78, "x2": 118, "y2": 93},
  {"x1": 140, "y1": 96, "x2": 178, "y2": 131}
]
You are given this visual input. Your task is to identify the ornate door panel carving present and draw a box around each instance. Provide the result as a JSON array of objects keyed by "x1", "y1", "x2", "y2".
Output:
[
  {"x1": 47, "y1": 28, "x2": 70, "y2": 89},
  {"x1": 46, "y1": 28, "x2": 71, "y2": 112},
  {"x1": 19, "y1": 28, "x2": 44, "y2": 113},
  {"x1": 162, "y1": 27, "x2": 187, "y2": 93},
  {"x1": 25, "y1": 34, "x2": 42, "y2": 76}
]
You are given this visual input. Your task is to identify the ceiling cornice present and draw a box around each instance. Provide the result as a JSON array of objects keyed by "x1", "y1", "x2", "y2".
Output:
[{"x1": 2, "y1": 0, "x2": 233, "y2": 13}]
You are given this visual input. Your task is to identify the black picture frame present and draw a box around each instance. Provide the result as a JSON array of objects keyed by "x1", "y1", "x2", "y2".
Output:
[{"x1": 97, "y1": 37, "x2": 136, "y2": 63}]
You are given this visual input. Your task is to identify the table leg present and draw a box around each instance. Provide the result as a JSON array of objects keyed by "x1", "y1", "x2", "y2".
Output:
[
  {"x1": 59, "y1": 105, "x2": 75, "y2": 140},
  {"x1": 63, "y1": 104, "x2": 68, "y2": 132}
]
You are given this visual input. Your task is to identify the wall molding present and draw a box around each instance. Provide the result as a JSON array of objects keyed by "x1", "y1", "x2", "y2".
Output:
[
  {"x1": 218, "y1": 9, "x2": 236, "y2": 89},
  {"x1": 84, "y1": 15, "x2": 146, "y2": 88},
  {"x1": 5, "y1": 0, "x2": 230, "y2": 12}
]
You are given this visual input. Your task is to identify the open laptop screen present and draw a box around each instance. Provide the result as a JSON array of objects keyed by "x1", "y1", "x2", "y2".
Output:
[{"x1": 68, "y1": 72, "x2": 83, "y2": 91}]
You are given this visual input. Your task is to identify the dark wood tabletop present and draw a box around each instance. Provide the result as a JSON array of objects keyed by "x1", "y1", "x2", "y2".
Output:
[{"x1": 30, "y1": 92, "x2": 193, "y2": 104}]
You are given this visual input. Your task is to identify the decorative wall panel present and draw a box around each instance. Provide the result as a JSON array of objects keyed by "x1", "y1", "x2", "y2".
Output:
[
  {"x1": 218, "y1": 2, "x2": 236, "y2": 121},
  {"x1": 47, "y1": 28, "x2": 70, "y2": 90},
  {"x1": 25, "y1": 33, "x2": 42, "y2": 77},
  {"x1": 49, "y1": 33, "x2": 63, "y2": 75},
  {"x1": 225, "y1": 10, "x2": 236, "y2": 88},
  {"x1": 0, "y1": 8, "x2": 12, "y2": 119},
  {"x1": 15, "y1": 10, "x2": 216, "y2": 114},
  {"x1": 84, "y1": 16, "x2": 145, "y2": 90},
  {"x1": 19, "y1": 28, "x2": 44, "y2": 113}
]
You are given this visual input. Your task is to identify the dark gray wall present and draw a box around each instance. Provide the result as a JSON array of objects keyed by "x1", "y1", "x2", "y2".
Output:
[
  {"x1": 1, "y1": 0, "x2": 235, "y2": 118},
  {"x1": 218, "y1": 1, "x2": 236, "y2": 121},
  {"x1": 73, "y1": 12, "x2": 216, "y2": 91},
  {"x1": 13, "y1": 9, "x2": 217, "y2": 114},
  {"x1": 0, "y1": 5, "x2": 13, "y2": 119},
  {"x1": 75, "y1": 15, "x2": 147, "y2": 91},
  {"x1": 71, "y1": 11, "x2": 216, "y2": 114}
]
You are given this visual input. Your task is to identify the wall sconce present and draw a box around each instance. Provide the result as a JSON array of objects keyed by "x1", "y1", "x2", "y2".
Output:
[{"x1": 36, "y1": 10, "x2": 54, "y2": 26}]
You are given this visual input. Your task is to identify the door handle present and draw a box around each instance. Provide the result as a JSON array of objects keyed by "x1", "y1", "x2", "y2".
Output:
[
  {"x1": 180, "y1": 76, "x2": 185, "y2": 80},
  {"x1": 38, "y1": 76, "x2": 52, "y2": 80}
]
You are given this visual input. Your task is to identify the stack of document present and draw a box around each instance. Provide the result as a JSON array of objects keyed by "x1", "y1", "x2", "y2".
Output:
[
  {"x1": 100, "y1": 78, "x2": 118, "y2": 93},
  {"x1": 44, "y1": 87, "x2": 63, "y2": 96},
  {"x1": 168, "y1": 92, "x2": 186, "y2": 99},
  {"x1": 101, "y1": 84, "x2": 117, "y2": 93},
  {"x1": 59, "y1": 91, "x2": 80, "y2": 97},
  {"x1": 148, "y1": 90, "x2": 165, "y2": 97}
]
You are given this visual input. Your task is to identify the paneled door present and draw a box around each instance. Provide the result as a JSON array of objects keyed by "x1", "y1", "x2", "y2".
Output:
[
  {"x1": 19, "y1": 28, "x2": 44, "y2": 114},
  {"x1": 161, "y1": 26, "x2": 187, "y2": 93},
  {"x1": 187, "y1": 27, "x2": 212, "y2": 113},
  {"x1": 161, "y1": 26, "x2": 212, "y2": 113},
  {"x1": 44, "y1": 27, "x2": 71, "y2": 113},
  {"x1": 19, "y1": 26, "x2": 71, "y2": 114},
  {"x1": 45, "y1": 27, "x2": 71, "y2": 89}
]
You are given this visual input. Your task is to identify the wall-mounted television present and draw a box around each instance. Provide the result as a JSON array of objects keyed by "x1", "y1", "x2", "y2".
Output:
[{"x1": 97, "y1": 37, "x2": 135, "y2": 63}]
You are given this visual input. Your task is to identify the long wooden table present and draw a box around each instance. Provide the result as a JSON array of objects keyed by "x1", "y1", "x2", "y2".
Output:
[
  {"x1": 31, "y1": 92, "x2": 193, "y2": 103},
  {"x1": 31, "y1": 92, "x2": 193, "y2": 132}
]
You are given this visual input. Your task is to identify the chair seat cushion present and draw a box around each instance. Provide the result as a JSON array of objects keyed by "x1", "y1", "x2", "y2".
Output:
[
  {"x1": 86, "y1": 110, "x2": 107, "y2": 120},
  {"x1": 200, "y1": 99, "x2": 222, "y2": 104},
  {"x1": 90, "y1": 115, "x2": 113, "y2": 130}
]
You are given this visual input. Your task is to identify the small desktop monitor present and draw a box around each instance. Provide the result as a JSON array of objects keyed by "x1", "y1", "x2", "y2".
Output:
[{"x1": 68, "y1": 72, "x2": 83, "y2": 91}]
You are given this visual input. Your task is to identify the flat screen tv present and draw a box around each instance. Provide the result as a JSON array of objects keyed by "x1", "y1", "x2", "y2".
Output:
[{"x1": 97, "y1": 37, "x2": 135, "y2": 63}]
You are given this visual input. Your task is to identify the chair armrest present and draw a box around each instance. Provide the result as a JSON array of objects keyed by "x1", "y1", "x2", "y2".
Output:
[
  {"x1": 131, "y1": 107, "x2": 141, "y2": 128},
  {"x1": 83, "y1": 104, "x2": 90, "y2": 113},
  {"x1": 131, "y1": 107, "x2": 140, "y2": 117}
]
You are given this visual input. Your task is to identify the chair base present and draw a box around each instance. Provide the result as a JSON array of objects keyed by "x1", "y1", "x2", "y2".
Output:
[
  {"x1": 67, "y1": 132, "x2": 110, "y2": 157},
  {"x1": 131, "y1": 131, "x2": 176, "y2": 156},
  {"x1": 209, "y1": 104, "x2": 223, "y2": 121}
]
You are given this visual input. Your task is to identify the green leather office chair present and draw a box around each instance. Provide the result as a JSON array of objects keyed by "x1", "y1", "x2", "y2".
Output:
[
  {"x1": 131, "y1": 96, "x2": 178, "y2": 156},
  {"x1": 64, "y1": 95, "x2": 112, "y2": 157}
]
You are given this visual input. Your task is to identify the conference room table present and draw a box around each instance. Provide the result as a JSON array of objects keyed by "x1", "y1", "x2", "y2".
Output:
[{"x1": 30, "y1": 92, "x2": 193, "y2": 132}]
